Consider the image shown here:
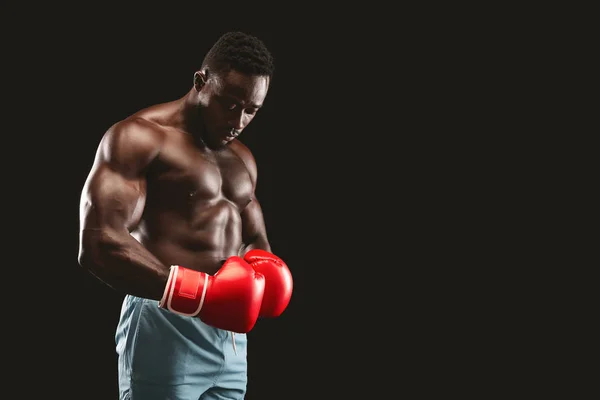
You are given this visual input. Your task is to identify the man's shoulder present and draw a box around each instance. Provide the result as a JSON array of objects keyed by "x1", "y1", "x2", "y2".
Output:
[
  {"x1": 229, "y1": 140, "x2": 257, "y2": 182},
  {"x1": 229, "y1": 140, "x2": 255, "y2": 165},
  {"x1": 107, "y1": 115, "x2": 166, "y2": 144},
  {"x1": 99, "y1": 116, "x2": 166, "y2": 163}
]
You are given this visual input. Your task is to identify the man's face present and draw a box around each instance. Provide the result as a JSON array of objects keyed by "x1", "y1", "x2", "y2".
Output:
[{"x1": 199, "y1": 69, "x2": 269, "y2": 148}]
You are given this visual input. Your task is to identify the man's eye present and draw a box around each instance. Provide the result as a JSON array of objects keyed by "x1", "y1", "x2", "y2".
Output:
[{"x1": 218, "y1": 97, "x2": 237, "y2": 110}]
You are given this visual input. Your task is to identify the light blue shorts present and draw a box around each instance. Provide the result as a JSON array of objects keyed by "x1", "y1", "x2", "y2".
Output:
[{"x1": 115, "y1": 295, "x2": 247, "y2": 400}]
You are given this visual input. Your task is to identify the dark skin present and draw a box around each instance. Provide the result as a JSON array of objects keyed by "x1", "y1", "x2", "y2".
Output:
[{"x1": 78, "y1": 68, "x2": 272, "y2": 301}]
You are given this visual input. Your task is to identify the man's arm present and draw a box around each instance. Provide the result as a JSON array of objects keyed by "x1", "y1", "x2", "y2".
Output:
[
  {"x1": 78, "y1": 118, "x2": 169, "y2": 300},
  {"x1": 233, "y1": 142, "x2": 293, "y2": 317},
  {"x1": 234, "y1": 143, "x2": 271, "y2": 253},
  {"x1": 240, "y1": 196, "x2": 271, "y2": 253}
]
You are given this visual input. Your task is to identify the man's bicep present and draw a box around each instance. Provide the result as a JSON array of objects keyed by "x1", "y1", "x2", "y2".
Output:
[
  {"x1": 240, "y1": 197, "x2": 271, "y2": 252},
  {"x1": 79, "y1": 161, "x2": 146, "y2": 233},
  {"x1": 80, "y1": 120, "x2": 159, "y2": 233}
]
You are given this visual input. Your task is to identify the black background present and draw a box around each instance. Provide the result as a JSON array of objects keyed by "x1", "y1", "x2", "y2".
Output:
[{"x1": 2, "y1": 4, "x2": 562, "y2": 399}]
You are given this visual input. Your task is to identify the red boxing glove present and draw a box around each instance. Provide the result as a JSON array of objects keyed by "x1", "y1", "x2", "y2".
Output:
[
  {"x1": 244, "y1": 249, "x2": 293, "y2": 317},
  {"x1": 159, "y1": 256, "x2": 265, "y2": 333}
]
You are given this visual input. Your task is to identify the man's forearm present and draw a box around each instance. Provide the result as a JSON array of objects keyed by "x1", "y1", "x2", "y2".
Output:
[
  {"x1": 240, "y1": 237, "x2": 271, "y2": 255},
  {"x1": 79, "y1": 228, "x2": 169, "y2": 300}
]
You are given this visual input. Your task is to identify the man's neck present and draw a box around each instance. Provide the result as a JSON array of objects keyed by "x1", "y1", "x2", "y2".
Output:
[{"x1": 178, "y1": 93, "x2": 209, "y2": 145}]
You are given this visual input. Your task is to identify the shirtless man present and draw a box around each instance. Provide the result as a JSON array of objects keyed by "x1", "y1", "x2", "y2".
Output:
[{"x1": 78, "y1": 31, "x2": 293, "y2": 400}]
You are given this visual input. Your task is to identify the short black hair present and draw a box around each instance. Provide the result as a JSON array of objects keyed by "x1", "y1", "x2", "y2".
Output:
[{"x1": 202, "y1": 31, "x2": 274, "y2": 78}]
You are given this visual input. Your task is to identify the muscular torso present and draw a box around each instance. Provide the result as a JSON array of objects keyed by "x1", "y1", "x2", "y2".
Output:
[{"x1": 130, "y1": 109, "x2": 254, "y2": 274}]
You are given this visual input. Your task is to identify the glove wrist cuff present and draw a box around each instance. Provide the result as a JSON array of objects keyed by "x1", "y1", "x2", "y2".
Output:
[{"x1": 159, "y1": 265, "x2": 209, "y2": 317}]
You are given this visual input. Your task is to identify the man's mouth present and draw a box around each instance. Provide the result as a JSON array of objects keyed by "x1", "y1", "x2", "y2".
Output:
[{"x1": 225, "y1": 130, "x2": 240, "y2": 140}]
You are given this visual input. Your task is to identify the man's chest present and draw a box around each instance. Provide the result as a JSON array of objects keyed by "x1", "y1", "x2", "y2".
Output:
[{"x1": 149, "y1": 147, "x2": 253, "y2": 209}]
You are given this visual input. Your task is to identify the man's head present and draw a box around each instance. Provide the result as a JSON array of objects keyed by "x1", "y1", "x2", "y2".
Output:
[{"x1": 192, "y1": 31, "x2": 274, "y2": 148}]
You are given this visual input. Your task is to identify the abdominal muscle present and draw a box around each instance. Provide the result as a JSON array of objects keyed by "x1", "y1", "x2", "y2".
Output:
[{"x1": 131, "y1": 200, "x2": 244, "y2": 275}]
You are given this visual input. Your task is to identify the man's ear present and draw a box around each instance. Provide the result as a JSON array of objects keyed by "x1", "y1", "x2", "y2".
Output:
[{"x1": 193, "y1": 71, "x2": 207, "y2": 91}]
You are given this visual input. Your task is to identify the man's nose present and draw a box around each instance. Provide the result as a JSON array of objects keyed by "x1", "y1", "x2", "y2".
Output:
[{"x1": 229, "y1": 111, "x2": 246, "y2": 130}]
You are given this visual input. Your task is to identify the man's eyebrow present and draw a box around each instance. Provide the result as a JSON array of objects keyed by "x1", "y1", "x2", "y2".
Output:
[{"x1": 221, "y1": 93, "x2": 262, "y2": 109}]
